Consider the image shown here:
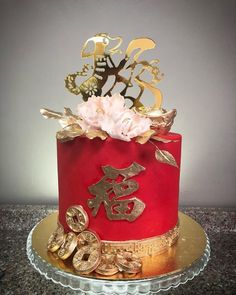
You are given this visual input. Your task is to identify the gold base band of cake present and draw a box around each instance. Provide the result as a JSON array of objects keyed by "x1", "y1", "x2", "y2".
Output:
[
  {"x1": 101, "y1": 222, "x2": 179, "y2": 258},
  {"x1": 57, "y1": 217, "x2": 179, "y2": 258}
]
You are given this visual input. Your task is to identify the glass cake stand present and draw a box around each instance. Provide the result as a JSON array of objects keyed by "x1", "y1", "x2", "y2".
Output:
[{"x1": 26, "y1": 212, "x2": 210, "y2": 294}]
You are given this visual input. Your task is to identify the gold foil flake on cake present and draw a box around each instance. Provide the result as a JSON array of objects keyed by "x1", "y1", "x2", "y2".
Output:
[
  {"x1": 87, "y1": 162, "x2": 145, "y2": 222},
  {"x1": 66, "y1": 206, "x2": 89, "y2": 233},
  {"x1": 56, "y1": 124, "x2": 84, "y2": 142},
  {"x1": 64, "y1": 34, "x2": 164, "y2": 109},
  {"x1": 85, "y1": 129, "x2": 108, "y2": 140},
  {"x1": 135, "y1": 129, "x2": 156, "y2": 144}
]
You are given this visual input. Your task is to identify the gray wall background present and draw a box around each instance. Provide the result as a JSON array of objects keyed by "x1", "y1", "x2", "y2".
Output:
[{"x1": 0, "y1": 0, "x2": 235, "y2": 206}]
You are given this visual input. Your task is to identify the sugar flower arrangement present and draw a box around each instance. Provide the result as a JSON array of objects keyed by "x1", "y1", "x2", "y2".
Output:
[
  {"x1": 40, "y1": 93, "x2": 176, "y2": 142},
  {"x1": 40, "y1": 93, "x2": 178, "y2": 167}
]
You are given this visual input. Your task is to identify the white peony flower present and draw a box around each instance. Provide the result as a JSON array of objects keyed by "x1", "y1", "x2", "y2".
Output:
[{"x1": 77, "y1": 93, "x2": 152, "y2": 141}]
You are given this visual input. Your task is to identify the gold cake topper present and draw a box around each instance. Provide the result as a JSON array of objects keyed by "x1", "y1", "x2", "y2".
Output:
[
  {"x1": 40, "y1": 34, "x2": 179, "y2": 168},
  {"x1": 65, "y1": 33, "x2": 163, "y2": 109}
]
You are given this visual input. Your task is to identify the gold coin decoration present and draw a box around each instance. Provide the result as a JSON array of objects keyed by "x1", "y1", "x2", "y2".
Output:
[
  {"x1": 115, "y1": 251, "x2": 142, "y2": 274},
  {"x1": 47, "y1": 225, "x2": 65, "y2": 252},
  {"x1": 95, "y1": 253, "x2": 119, "y2": 276},
  {"x1": 46, "y1": 205, "x2": 144, "y2": 276},
  {"x1": 66, "y1": 205, "x2": 89, "y2": 233},
  {"x1": 77, "y1": 230, "x2": 101, "y2": 250},
  {"x1": 57, "y1": 232, "x2": 77, "y2": 260},
  {"x1": 73, "y1": 246, "x2": 101, "y2": 274}
]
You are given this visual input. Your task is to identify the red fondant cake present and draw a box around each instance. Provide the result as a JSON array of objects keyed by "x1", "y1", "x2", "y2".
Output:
[{"x1": 58, "y1": 133, "x2": 181, "y2": 242}]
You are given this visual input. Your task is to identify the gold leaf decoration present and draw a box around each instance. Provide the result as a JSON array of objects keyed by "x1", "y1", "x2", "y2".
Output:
[
  {"x1": 63, "y1": 107, "x2": 80, "y2": 120},
  {"x1": 151, "y1": 136, "x2": 172, "y2": 143},
  {"x1": 40, "y1": 107, "x2": 82, "y2": 130},
  {"x1": 155, "y1": 149, "x2": 178, "y2": 168},
  {"x1": 86, "y1": 129, "x2": 108, "y2": 140},
  {"x1": 151, "y1": 136, "x2": 180, "y2": 144},
  {"x1": 40, "y1": 108, "x2": 63, "y2": 120},
  {"x1": 63, "y1": 107, "x2": 74, "y2": 117},
  {"x1": 59, "y1": 108, "x2": 80, "y2": 128},
  {"x1": 56, "y1": 124, "x2": 84, "y2": 142},
  {"x1": 135, "y1": 130, "x2": 156, "y2": 144}
]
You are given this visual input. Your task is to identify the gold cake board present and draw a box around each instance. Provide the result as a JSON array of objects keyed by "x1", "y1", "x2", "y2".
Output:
[{"x1": 27, "y1": 212, "x2": 210, "y2": 294}]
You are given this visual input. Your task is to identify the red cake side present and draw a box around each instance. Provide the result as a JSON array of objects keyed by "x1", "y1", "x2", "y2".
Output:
[{"x1": 57, "y1": 132, "x2": 181, "y2": 242}]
